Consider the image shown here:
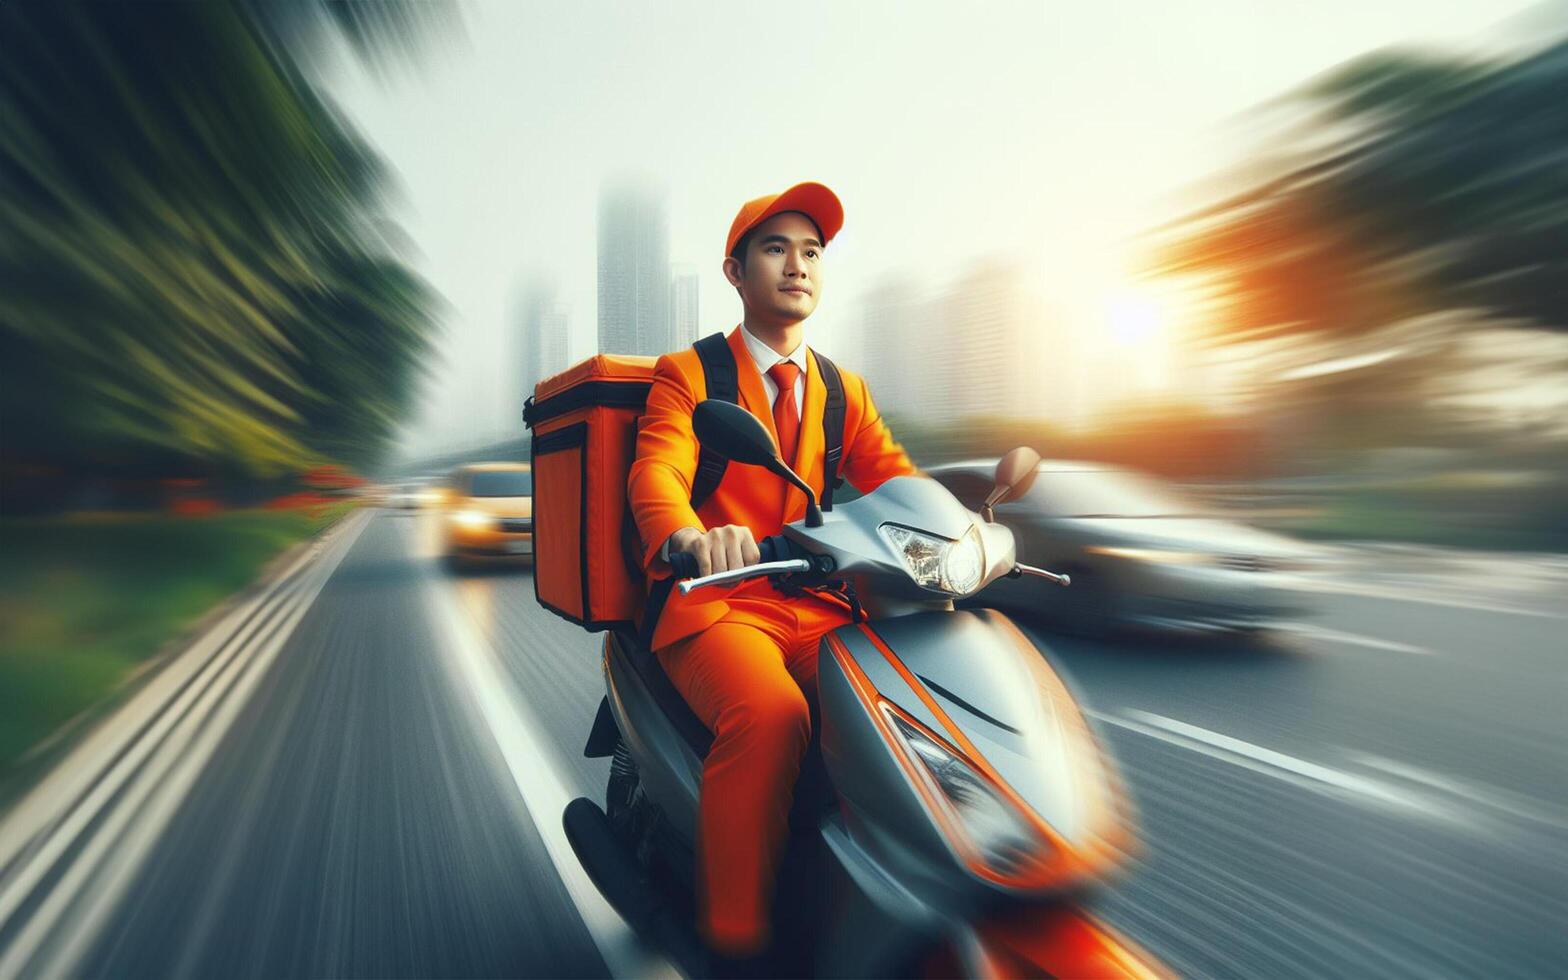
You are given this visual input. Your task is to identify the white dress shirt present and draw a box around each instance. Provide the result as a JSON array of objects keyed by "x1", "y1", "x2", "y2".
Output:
[{"x1": 660, "y1": 325, "x2": 809, "y2": 561}]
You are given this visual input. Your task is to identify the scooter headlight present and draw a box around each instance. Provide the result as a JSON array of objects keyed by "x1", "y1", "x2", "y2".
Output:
[
  {"x1": 879, "y1": 524, "x2": 986, "y2": 596},
  {"x1": 884, "y1": 708, "x2": 1050, "y2": 880}
]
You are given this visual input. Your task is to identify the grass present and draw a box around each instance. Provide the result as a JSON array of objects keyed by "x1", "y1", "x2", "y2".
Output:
[{"x1": 0, "y1": 503, "x2": 356, "y2": 780}]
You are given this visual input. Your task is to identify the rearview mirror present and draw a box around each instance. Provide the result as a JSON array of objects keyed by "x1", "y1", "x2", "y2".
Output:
[
  {"x1": 982, "y1": 446, "x2": 1042, "y2": 522},
  {"x1": 692, "y1": 399, "x2": 779, "y2": 467},
  {"x1": 691, "y1": 399, "x2": 824, "y2": 526}
]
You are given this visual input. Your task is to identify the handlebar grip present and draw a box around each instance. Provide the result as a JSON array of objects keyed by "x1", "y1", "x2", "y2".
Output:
[
  {"x1": 671, "y1": 535, "x2": 797, "y2": 579},
  {"x1": 668, "y1": 551, "x2": 700, "y2": 579},
  {"x1": 758, "y1": 534, "x2": 790, "y2": 564}
]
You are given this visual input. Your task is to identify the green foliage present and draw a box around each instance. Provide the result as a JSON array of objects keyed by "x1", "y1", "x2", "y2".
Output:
[
  {"x1": 1251, "y1": 480, "x2": 1568, "y2": 552},
  {"x1": 0, "y1": 3, "x2": 439, "y2": 478},
  {"x1": 0, "y1": 505, "x2": 355, "y2": 778}
]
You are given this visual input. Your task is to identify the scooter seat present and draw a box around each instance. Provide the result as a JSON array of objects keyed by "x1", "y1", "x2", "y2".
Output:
[{"x1": 610, "y1": 628, "x2": 715, "y2": 758}]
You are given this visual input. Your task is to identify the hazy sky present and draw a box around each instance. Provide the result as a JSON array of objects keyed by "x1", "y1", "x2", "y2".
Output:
[{"x1": 327, "y1": 0, "x2": 1538, "y2": 458}]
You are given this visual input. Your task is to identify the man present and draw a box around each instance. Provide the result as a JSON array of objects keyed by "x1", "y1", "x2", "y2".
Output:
[{"x1": 628, "y1": 181, "x2": 916, "y2": 959}]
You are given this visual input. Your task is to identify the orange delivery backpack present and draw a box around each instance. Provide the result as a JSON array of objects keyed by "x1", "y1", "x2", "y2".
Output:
[
  {"x1": 523, "y1": 333, "x2": 849, "y2": 636},
  {"x1": 523, "y1": 353, "x2": 655, "y2": 632}
]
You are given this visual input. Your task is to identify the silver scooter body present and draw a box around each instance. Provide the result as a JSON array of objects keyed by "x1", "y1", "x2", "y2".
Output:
[{"x1": 600, "y1": 474, "x2": 1130, "y2": 976}]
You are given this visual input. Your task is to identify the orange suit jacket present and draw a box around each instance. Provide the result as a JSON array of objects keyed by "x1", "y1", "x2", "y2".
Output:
[{"x1": 629, "y1": 327, "x2": 917, "y2": 651}]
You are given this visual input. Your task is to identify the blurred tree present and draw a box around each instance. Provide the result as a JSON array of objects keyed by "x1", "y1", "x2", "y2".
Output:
[
  {"x1": 1161, "y1": 40, "x2": 1568, "y2": 342},
  {"x1": 1072, "y1": 399, "x2": 1270, "y2": 481},
  {"x1": 1157, "y1": 40, "x2": 1568, "y2": 477},
  {"x1": 0, "y1": 2, "x2": 446, "y2": 482}
]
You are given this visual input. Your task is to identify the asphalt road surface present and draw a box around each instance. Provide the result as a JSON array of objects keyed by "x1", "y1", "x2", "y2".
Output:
[{"x1": 1, "y1": 508, "x2": 1563, "y2": 978}]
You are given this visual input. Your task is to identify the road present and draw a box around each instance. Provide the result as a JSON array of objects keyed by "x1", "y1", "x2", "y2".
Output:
[{"x1": 1, "y1": 508, "x2": 1563, "y2": 978}]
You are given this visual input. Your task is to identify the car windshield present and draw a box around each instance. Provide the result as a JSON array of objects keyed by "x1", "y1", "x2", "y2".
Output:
[
  {"x1": 467, "y1": 471, "x2": 532, "y2": 497},
  {"x1": 1022, "y1": 469, "x2": 1204, "y2": 518}
]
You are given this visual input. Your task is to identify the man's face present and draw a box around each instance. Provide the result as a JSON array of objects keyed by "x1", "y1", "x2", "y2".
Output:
[{"x1": 723, "y1": 211, "x2": 824, "y2": 325}]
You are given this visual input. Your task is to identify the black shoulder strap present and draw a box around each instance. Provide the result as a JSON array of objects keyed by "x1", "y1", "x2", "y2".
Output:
[
  {"x1": 690, "y1": 332, "x2": 738, "y2": 509},
  {"x1": 814, "y1": 350, "x2": 847, "y2": 511}
]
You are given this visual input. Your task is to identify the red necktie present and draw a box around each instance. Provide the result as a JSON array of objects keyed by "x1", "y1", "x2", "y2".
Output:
[{"x1": 767, "y1": 361, "x2": 802, "y2": 464}]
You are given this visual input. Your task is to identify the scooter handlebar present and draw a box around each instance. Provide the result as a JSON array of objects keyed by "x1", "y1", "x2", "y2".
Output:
[
  {"x1": 666, "y1": 534, "x2": 799, "y2": 582},
  {"x1": 667, "y1": 550, "x2": 700, "y2": 580},
  {"x1": 676, "y1": 559, "x2": 814, "y2": 596}
]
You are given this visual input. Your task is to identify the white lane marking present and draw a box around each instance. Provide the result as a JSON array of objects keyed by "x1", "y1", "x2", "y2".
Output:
[
  {"x1": 416, "y1": 528, "x2": 672, "y2": 980},
  {"x1": 1346, "y1": 751, "x2": 1568, "y2": 831},
  {"x1": 1279, "y1": 574, "x2": 1567, "y2": 620},
  {"x1": 1088, "y1": 709, "x2": 1474, "y2": 827},
  {"x1": 1273, "y1": 622, "x2": 1434, "y2": 656},
  {"x1": 0, "y1": 511, "x2": 369, "y2": 980}
]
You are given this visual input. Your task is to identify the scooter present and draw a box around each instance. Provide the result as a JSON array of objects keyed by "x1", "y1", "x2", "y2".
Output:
[{"x1": 563, "y1": 399, "x2": 1165, "y2": 978}]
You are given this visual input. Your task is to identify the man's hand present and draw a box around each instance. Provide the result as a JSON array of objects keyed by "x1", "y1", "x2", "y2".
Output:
[{"x1": 669, "y1": 525, "x2": 760, "y2": 577}]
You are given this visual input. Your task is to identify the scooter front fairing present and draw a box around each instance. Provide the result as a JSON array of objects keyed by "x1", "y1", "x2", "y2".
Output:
[{"x1": 812, "y1": 607, "x2": 1136, "y2": 975}]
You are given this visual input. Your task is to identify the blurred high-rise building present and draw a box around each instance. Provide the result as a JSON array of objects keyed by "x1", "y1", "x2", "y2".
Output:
[
  {"x1": 931, "y1": 263, "x2": 1033, "y2": 422},
  {"x1": 518, "y1": 278, "x2": 570, "y2": 422},
  {"x1": 851, "y1": 264, "x2": 1047, "y2": 428},
  {"x1": 538, "y1": 305, "x2": 570, "y2": 373},
  {"x1": 597, "y1": 181, "x2": 670, "y2": 356},
  {"x1": 670, "y1": 268, "x2": 700, "y2": 349},
  {"x1": 852, "y1": 274, "x2": 927, "y2": 421}
]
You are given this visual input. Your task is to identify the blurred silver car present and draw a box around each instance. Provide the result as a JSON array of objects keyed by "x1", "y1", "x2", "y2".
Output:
[
  {"x1": 386, "y1": 480, "x2": 438, "y2": 510},
  {"x1": 926, "y1": 460, "x2": 1320, "y2": 635}
]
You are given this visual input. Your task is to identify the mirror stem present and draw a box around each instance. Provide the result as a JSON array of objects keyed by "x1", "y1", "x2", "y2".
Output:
[
  {"x1": 767, "y1": 459, "x2": 824, "y2": 527},
  {"x1": 980, "y1": 483, "x2": 1011, "y2": 524}
]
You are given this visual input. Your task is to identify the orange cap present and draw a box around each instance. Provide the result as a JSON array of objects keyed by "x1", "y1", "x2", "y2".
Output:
[{"x1": 725, "y1": 181, "x2": 844, "y2": 258}]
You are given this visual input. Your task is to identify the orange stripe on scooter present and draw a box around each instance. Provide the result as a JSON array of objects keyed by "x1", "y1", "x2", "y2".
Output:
[
  {"x1": 829, "y1": 631, "x2": 1167, "y2": 979},
  {"x1": 846, "y1": 624, "x2": 1081, "y2": 889},
  {"x1": 976, "y1": 905, "x2": 1170, "y2": 980},
  {"x1": 824, "y1": 634, "x2": 976, "y2": 858}
]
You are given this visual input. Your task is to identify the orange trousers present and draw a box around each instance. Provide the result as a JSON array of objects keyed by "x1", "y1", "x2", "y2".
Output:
[{"x1": 655, "y1": 582, "x2": 854, "y2": 955}]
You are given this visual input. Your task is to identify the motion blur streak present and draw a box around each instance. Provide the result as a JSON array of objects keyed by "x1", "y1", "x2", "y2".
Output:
[
  {"x1": 47, "y1": 512, "x2": 605, "y2": 979},
  {"x1": 3, "y1": 505, "x2": 1562, "y2": 977},
  {"x1": 1269, "y1": 623, "x2": 1433, "y2": 656},
  {"x1": 0, "y1": 519, "x2": 360, "y2": 877},
  {"x1": 411, "y1": 519, "x2": 671, "y2": 979},
  {"x1": 0, "y1": 512, "x2": 369, "y2": 979},
  {"x1": 1092, "y1": 709, "x2": 1470, "y2": 823}
]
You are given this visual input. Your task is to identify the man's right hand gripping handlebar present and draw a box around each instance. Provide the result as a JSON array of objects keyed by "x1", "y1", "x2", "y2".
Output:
[
  {"x1": 668, "y1": 525, "x2": 759, "y2": 579},
  {"x1": 667, "y1": 526, "x2": 814, "y2": 595}
]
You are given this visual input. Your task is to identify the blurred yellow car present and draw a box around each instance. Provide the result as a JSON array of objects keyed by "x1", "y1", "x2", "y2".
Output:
[{"x1": 442, "y1": 462, "x2": 533, "y2": 562}]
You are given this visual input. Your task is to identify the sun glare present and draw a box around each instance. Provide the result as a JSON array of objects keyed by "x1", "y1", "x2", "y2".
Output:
[
  {"x1": 1078, "y1": 279, "x2": 1202, "y2": 414},
  {"x1": 1107, "y1": 289, "x2": 1168, "y2": 347}
]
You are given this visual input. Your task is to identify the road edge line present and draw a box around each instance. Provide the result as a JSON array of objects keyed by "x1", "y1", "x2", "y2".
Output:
[{"x1": 420, "y1": 552, "x2": 673, "y2": 980}]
